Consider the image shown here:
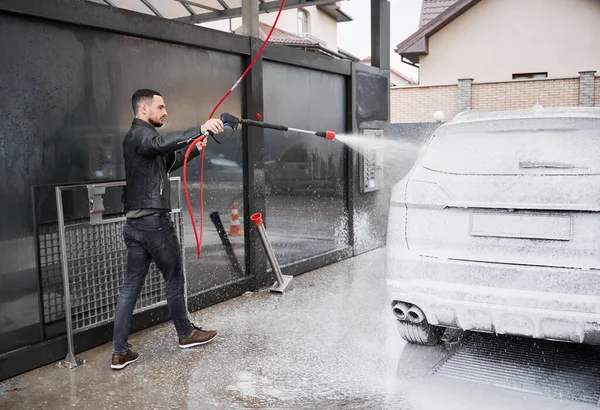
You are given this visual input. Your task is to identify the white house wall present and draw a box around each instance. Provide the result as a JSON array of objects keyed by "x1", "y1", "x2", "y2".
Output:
[
  {"x1": 419, "y1": 0, "x2": 600, "y2": 85},
  {"x1": 201, "y1": 6, "x2": 339, "y2": 52}
]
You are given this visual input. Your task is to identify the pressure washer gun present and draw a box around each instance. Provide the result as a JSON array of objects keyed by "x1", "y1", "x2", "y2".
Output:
[
  {"x1": 219, "y1": 112, "x2": 336, "y2": 140},
  {"x1": 180, "y1": 112, "x2": 336, "y2": 146}
]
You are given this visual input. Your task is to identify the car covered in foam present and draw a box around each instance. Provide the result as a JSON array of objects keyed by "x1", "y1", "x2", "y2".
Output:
[{"x1": 386, "y1": 106, "x2": 600, "y2": 345}]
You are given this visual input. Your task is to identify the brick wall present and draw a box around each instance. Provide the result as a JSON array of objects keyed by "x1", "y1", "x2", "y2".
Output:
[
  {"x1": 472, "y1": 78, "x2": 579, "y2": 111},
  {"x1": 596, "y1": 77, "x2": 600, "y2": 106},
  {"x1": 390, "y1": 84, "x2": 458, "y2": 123},
  {"x1": 579, "y1": 71, "x2": 596, "y2": 107},
  {"x1": 391, "y1": 76, "x2": 588, "y2": 123}
]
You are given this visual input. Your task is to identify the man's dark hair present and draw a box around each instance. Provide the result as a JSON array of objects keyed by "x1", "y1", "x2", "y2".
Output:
[{"x1": 132, "y1": 89, "x2": 161, "y2": 114}]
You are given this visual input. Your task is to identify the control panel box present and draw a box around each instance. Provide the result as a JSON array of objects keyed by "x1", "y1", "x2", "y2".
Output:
[{"x1": 359, "y1": 129, "x2": 384, "y2": 193}]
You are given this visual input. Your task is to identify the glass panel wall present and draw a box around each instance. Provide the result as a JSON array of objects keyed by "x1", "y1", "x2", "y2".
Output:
[{"x1": 263, "y1": 61, "x2": 349, "y2": 265}]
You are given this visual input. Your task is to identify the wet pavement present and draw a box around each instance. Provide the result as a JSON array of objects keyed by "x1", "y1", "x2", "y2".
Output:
[{"x1": 1, "y1": 248, "x2": 598, "y2": 409}]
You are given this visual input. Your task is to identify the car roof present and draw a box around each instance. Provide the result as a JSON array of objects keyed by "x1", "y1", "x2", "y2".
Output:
[{"x1": 443, "y1": 106, "x2": 600, "y2": 127}]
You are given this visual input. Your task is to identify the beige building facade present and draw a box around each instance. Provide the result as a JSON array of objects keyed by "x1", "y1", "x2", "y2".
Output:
[
  {"x1": 392, "y1": 0, "x2": 600, "y2": 123},
  {"x1": 396, "y1": 0, "x2": 600, "y2": 85},
  {"x1": 417, "y1": 0, "x2": 600, "y2": 85}
]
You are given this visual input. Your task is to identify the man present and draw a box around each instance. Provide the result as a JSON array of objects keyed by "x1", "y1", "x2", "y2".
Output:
[{"x1": 111, "y1": 89, "x2": 224, "y2": 370}]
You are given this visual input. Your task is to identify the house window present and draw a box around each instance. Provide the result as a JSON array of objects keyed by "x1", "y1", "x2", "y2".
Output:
[
  {"x1": 297, "y1": 9, "x2": 309, "y2": 34},
  {"x1": 512, "y1": 72, "x2": 548, "y2": 80}
]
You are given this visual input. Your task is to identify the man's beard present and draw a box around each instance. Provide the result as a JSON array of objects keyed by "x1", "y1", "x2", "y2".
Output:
[{"x1": 149, "y1": 118, "x2": 164, "y2": 128}]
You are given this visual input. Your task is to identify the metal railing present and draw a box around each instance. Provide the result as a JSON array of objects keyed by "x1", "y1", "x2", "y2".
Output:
[{"x1": 55, "y1": 178, "x2": 184, "y2": 368}]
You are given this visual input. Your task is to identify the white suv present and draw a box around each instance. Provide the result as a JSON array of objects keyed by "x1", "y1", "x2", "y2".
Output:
[{"x1": 386, "y1": 107, "x2": 600, "y2": 345}]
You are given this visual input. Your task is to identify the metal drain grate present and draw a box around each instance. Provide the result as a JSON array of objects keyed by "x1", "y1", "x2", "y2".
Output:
[{"x1": 434, "y1": 332, "x2": 600, "y2": 405}]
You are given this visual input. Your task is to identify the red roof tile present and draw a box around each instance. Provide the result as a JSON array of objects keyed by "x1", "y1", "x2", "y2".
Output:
[{"x1": 235, "y1": 23, "x2": 320, "y2": 46}]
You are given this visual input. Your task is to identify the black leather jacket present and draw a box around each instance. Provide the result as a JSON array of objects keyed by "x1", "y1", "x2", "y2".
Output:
[{"x1": 123, "y1": 118, "x2": 203, "y2": 211}]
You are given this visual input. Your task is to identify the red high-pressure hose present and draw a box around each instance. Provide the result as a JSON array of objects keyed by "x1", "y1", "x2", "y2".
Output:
[{"x1": 183, "y1": 0, "x2": 286, "y2": 259}]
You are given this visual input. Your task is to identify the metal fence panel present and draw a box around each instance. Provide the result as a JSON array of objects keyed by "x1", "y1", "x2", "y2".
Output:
[
  {"x1": 64, "y1": 214, "x2": 183, "y2": 331},
  {"x1": 52, "y1": 179, "x2": 183, "y2": 367}
]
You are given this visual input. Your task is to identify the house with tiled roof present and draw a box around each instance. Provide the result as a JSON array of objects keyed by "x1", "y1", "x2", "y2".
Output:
[
  {"x1": 390, "y1": 0, "x2": 600, "y2": 124},
  {"x1": 396, "y1": 0, "x2": 600, "y2": 85},
  {"x1": 203, "y1": 2, "x2": 357, "y2": 61},
  {"x1": 233, "y1": 22, "x2": 358, "y2": 61}
]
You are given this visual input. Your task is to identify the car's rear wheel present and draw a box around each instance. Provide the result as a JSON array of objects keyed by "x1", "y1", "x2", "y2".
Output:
[{"x1": 396, "y1": 320, "x2": 445, "y2": 346}]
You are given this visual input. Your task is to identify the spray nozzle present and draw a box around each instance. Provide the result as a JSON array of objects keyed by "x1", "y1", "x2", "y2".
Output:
[{"x1": 316, "y1": 131, "x2": 336, "y2": 140}]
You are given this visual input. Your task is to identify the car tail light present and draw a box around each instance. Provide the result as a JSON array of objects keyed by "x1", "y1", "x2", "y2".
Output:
[{"x1": 405, "y1": 180, "x2": 451, "y2": 210}]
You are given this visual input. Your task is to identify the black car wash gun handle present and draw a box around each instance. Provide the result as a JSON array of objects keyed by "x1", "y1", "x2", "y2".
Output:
[
  {"x1": 180, "y1": 112, "x2": 334, "y2": 146},
  {"x1": 178, "y1": 113, "x2": 243, "y2": 146},
  {"x1": 220, "y1": 113, "x2": 286, "y2": 131}
]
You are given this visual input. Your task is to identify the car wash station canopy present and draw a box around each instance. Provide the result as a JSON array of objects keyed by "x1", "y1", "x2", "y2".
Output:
[{"x1": 89, "y1": 0, "x2": 349, "y2": 24}]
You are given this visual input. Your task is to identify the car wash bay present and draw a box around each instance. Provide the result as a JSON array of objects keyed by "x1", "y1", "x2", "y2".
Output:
[
  {"x1": 0, "y1": 0, "x2": 392, "y2": 380},
  {"x1": 2, "y1": 1, "x2": 600, "y2": 407}
]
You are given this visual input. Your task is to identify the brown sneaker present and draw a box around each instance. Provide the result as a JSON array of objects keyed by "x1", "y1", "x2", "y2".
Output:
[
  {"x1": 179, "y1": 326, "x2": 217, "y2": 349},
  {"x1": 111, "y1": 349, "x2": 139, "y2": 370}
]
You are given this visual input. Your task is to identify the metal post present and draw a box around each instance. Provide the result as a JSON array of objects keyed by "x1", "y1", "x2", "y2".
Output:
[
  {"x1": 256, "y1": 225, "x2": 285, "y2": 286},
  {"x1": 251, "y1": 213, "x2": 292, "y2": 293},
  {"x1": 55, "y1": 187, "x2": 85, "y2": 369},
  {"x1": 241, "y1": 0, "x2": 259, "y2": 38},
  {"x1": 371, "y1": 0, "x2": 391, "y2": 70},
  {"x1": 243, "y1": 37, "x2": 268, "y2": 288},
  {"x1": 172, "y1": 177, "x2": 193, "y2": 323}
]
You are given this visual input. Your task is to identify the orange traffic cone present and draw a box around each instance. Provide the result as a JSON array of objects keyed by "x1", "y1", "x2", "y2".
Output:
[{"x1": 228, "y1": 202, "x2": 244, "y2": 236}]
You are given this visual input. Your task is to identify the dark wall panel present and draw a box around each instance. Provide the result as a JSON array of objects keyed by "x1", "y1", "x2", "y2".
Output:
[
  {"x1": 356, "y1": 70, "x2": 388, "y2": 121},
  {"x1": 263, "y1": 61, "x2": 348, "y2": 265},
  {"x1": 0, "y1": 11, "x2": 244, "y2": 355},
  {"x1": 351, "y1": 66, "x2": 390, "y2": 255}
]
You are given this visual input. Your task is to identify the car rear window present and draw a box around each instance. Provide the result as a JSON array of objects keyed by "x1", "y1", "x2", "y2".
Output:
[{"x1": 421, "y1": 118, "x2": 600, "y2": 175}]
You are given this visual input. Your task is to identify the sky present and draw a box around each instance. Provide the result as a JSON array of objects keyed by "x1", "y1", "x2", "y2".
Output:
[{"x1": 337, "y1": 0, "x2": 423, "y2": 81}]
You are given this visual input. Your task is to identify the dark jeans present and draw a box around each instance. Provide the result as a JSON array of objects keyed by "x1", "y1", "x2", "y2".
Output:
[{"x1": 112, "y1": 213, "x2": 193, "y2": 354}]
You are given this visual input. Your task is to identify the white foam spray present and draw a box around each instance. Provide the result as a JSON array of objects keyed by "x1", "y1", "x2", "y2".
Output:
[{"x1": 333, "y1": 133, "x2": 424, "y2": 164}]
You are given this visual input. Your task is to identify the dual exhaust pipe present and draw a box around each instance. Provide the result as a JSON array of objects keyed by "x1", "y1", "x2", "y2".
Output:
[{"x1": 392, "y1": 301, "x2": 426, "y2": 324}]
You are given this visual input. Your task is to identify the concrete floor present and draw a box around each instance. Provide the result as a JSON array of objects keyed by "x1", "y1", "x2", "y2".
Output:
[{"x1": 0, "y1": 249, "x2": 598, "y2": 410}]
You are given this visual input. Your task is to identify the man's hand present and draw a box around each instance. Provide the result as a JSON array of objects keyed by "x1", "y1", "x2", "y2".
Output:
[
  {"x1": 195, "y1": 137, "x2": 208, "y2": 152},
  {"x1": 202, "y1": 118, "x2": 224, "y2": 135}
]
